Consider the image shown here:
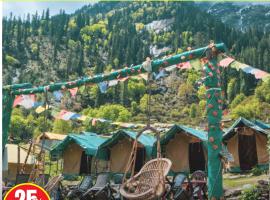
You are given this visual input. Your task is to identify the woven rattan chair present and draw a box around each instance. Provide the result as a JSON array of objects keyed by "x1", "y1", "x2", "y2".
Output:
[{"x1": 120, "y1": 158, "x2": 172, "y2": 200}]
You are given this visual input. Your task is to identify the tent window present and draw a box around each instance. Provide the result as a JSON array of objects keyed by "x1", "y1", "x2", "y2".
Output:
[
  {"x1": 189, "y1": 142, "x2": 205, "y2": 173},
  {"x1": 135, "y1": 147, "x2": 146, "y2": 173},
  {"x1": 239, "y1": 134, "x2": 258, "y2": 170},
  {"x1": 80, "y1": 151, "x2": 92, "y2": 175}
]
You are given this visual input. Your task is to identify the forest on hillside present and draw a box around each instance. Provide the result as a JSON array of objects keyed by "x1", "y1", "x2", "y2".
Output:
[{"x1": 3, "y1": 2, "x2": 270, "y2": 140}]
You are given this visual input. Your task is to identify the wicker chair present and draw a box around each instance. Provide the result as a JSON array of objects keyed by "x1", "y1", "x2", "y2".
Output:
[{"x1": 120, "y1": 158, "x2": 172, "y2": 200}]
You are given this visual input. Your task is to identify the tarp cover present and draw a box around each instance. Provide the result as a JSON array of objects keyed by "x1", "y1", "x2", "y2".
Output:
[
  {"x1": 99, "y1": 130, "x2": 156, "y2": 160},
  {"x1": 254, "y1": 120, "x2": 270, "y2": 130},
  {"x1": 223, "y1": 117, "x2": 269, "y2": 141},
  {"x1": 160, "y1": 124, "x2": 208, "y2": 145},
  {"x1": 50, "y1": 132, "x2": 109, "y2": 160}
]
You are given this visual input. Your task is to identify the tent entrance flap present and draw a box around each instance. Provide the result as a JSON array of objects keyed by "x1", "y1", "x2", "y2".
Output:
[
  {"x1": 80, "y1": 151, "x2": 92, "y2": 175},
  {"x1": 189, "y1": 142, "x2": 206, "y2": 173},
  {"x1": 239, "y1": 134, "x2": 258, "y2": 170},
  {"x1": 135, "y1": 147, "x2": 146, "y2": 173}
]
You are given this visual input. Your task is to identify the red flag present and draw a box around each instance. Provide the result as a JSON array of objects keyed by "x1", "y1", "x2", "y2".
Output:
[
  {"x1": 13, "y1": 95, "x2": 23, "y2": 107},
  {"x1": 176, "y1": 61, "x2": 191, "y2": 69},
  {"x1": 219, "y1": 57, "x2": 235, "y2": 67},
  {"x1": 69, "y1": 87, "x2": 78, "y2": 97}
]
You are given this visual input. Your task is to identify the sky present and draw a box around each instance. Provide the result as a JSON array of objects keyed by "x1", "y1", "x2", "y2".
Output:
[{"x1": 3, "y1": 2, "x2": 91, "y2": 18}]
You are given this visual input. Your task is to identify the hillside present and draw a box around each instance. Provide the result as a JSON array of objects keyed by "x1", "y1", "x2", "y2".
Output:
[
  {"x1": 3, "y1": 2, "x2": 270, "y2": 139},
  {"x1": 197, "y1": 2, "x2": 270, "y2": 32}
]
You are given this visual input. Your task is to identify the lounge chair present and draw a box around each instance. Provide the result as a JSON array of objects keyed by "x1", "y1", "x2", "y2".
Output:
[
  {"x1": 167, "y1": 173, "x2": 192, "y2": 200},
  {"x1": 44, "y1": 174, "x2": 64, "y2": 200},
  {"x1": 82, "y1": 172, "x2": 112, "y2": 200},
  {"x1": 66, "y1": 175, "x2": 93, "y2": 199}
]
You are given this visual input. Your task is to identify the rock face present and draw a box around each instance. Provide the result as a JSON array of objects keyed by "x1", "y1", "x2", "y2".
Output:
[
  {"x1": 145, "y1": 18, "x2": 174, "y2": 34},
  {"x1": 224, "y1": 179, "x2": 269, "y2": 200}
]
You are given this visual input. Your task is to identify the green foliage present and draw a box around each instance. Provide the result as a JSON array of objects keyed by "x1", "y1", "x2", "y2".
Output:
[
  {"x1": 255, "y1": 79, "x2": 270, "y2": 103},
  {"x1": 83, "y1": 104, "x2": 131, "y2": 122},
  {"x1": 139, "y1": 94, "x2": 148, "y2": 112},
  {"x1": 128, "y1": 79, "x2": 146, "y2": 102},
  {"x1": 190, "y1": 103, "x2": 197, "y2": 118},
  {"x1": 230, "y1": 93, "x2": 246, "y2": 108},
  {"x1": 30, "y1": 43, "x2": 38, "y2": 55},
  {"x1": 240, "y1": 186, "x2": 259, "y2": 200},
  {"x1": 251, "y1": 166, "x2": 263, "y2": 176},
  {"x1": 5, "y1": 55, "x2": 20, "y2": 66},
  {"x1": 52, "y1": 119, "x2": 72, "y2": 134}
]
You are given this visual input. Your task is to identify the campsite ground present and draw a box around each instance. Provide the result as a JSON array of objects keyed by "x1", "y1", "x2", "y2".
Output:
[{"x1": 223, "y1": 173, "x2": 269, "y2": 189}]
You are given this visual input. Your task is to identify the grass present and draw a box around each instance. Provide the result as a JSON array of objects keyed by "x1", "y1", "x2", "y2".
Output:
[{"x1": 223, "y1": 173, "x2": 268, "y2": 189}]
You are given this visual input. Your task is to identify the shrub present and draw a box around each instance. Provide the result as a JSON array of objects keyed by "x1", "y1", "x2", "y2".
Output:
[{"x1": 240, "y1": 186, "x2": 259, "y2": 200}]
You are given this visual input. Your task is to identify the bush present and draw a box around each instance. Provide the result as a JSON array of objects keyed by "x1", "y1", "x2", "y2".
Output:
[
  {"x1": 240, "y1": 186, "x2": 259, "y2": 200},
  {"x1": 251, "y1": 166, "x2": 263, "y2": 176}
]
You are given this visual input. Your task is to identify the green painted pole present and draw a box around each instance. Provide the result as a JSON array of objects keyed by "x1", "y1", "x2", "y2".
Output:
[
  {"x1": 2, "y1": 83, "x2": 32, "y2": 150},
  {"x1": 204, "y1": 46, "x2": 223, "y2": 199}
]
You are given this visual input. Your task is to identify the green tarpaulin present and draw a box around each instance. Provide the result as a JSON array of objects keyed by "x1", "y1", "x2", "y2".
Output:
[
  {"x1": 99, "y1": 130, "x2": 156, "y2": 160},
  {"x1": 50, "y1": 132, "x2": 110, "y2": 160},
  {"x1": 223, "y1": 117, "x2": 269, "y2": 141},
  {"x1": 254, "y1": 120, "x2": 270, "y2": 130},
  {"x1": 160, "y1": 124, "x2": 207, "y2": 145}
]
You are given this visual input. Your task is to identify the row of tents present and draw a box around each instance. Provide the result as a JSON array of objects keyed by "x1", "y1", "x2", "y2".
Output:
[
  {"x1": 49, "y1": 117, "x2": 269, "y2": 175},
  {"x1": 3, "y1": 117, "x2": 269, "y2": 181}
]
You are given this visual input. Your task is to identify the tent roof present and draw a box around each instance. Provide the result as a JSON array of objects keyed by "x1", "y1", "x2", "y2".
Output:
[
  {"x1": 160, "y1": 124, "x2": 207, "y2": 145},
  {"x1": 50, "y1": 132, "x2": 109, "y2": 159},
  {"x1": 254, "y1": 120, "x2": 270, "y2": 130},
  {"x1": 100, "y1": 129, "x2": 156, "y2": 149},
  {"x1": 99, "y1": 130, "x2": 156, "y2": 159},
  {"x1": 5, "y1": 144, "x2": 35, "y2": 164},
  {"x1": 36, "y1": 132, "x2": 67, "y2": 142},
  {"x1": 223, "y1": 117, "x2": 269, "y2": 141}
]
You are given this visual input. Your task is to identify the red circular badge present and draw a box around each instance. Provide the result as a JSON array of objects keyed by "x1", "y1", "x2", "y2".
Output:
[{"x1": 4, "y1": 183, "x2": 50, "y2": 200}]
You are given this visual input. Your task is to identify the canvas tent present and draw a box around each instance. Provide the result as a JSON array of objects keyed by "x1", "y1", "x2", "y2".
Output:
[
  {"x1": 99, "y1": 130, "x2": 156, "y2": 173},
  {"x1": 36, "y1": 132, "x2": 67, "y2": 150},
  {"x1": 50, "y1": 132, "x2": 109, "y2": 175},
  {"x1": 3, "y1": 144, "x2": 36, "y2": 181},
  {"x1": 158, "y1": 125, "x2": 207, "y2": 174},
  {"x1": 223, "y1": 117, "x2": 269, "y2": 172}
]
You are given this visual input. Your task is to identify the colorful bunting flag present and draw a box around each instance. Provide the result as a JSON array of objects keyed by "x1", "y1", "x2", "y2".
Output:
[
  {"x1": 253, "y1": 69, "x2": 269, "y2": 79},
  {"x1": 92, "y1": 118, "x2": 97, "y2": 126},
  {"x1": 98, "y1": 82, "x2": 109, "y2": 93},
  {"x1": 153, "y1": 69, "x2": 166, "y2": 80},
  {"x1": 20, "y1": 95, "x2": 36, "y2": 109},
  {"x1": 78, "y1": 115, "x2": 88, "y2": 121},
  {"x1": 176, "y1": 61, "x2": 192, "y2": 69},
  {"x1": 165, "y1": 65, "x2": 177, "y2": 72},
  {"x1": 119, "y1": 77, "x2": 129, "y2": 82},
  {"x1": 53, "y1": 91, "x2": 63, "y2": 102},
  {"x1": 56, "y1": 110, "x2": 76, "y2": 121},
  {"x1": 108, "y1": 80, "x2": 119, "y2": 87},
  {"x1": 242, "y1": 66, "x2": 254, "y2": 74},
  {"x1": 13, "y1": 95, "x2": 23, "y2": 107},
  {"x1": 69, "y1": 87, "x2": 78, "y2": 97},
  {"x1": 219, "y1": 57, "x2": 235, "y2": 67},
  {"x1": 70, "y1": 113, "x2": 81, "y2": 120}
]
